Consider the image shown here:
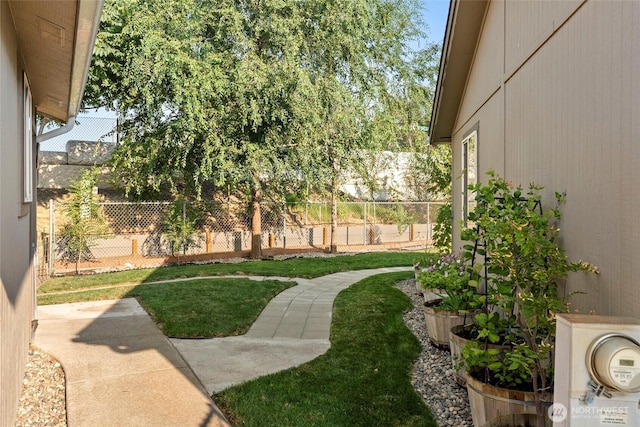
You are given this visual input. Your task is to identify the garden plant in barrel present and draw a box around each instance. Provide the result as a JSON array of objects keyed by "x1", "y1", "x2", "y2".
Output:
[
  {"x1": 457, "y1": 171, "x2": 597, "y2": 427},
  {"x1": 417, "y1": 252, "x2": 482, "y2": 348}
]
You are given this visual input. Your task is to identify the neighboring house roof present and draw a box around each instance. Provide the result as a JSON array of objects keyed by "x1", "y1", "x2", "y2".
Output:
[
  {"x1": 429, "y1": 0, "x2": 488, "y2": 144},
  {"x1": 8, "y1": 0, "x2": 103, "y2": 122}
]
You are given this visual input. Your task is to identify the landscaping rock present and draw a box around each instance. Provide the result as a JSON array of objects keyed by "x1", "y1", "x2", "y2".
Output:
[
  {"x1": 396, "y1": 278, "x2": 473, "y2": 427},
  {"x1": 15, "y1": 348, "x2": 66, "y2": 427}
]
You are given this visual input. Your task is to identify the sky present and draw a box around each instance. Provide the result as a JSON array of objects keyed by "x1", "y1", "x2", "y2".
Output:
[
  {"x1": 41, "y1": 0, "x2": 452, "y2": 151},
  {"x1": 422, "y1": 0, "x2": 451, "y2": 45}
]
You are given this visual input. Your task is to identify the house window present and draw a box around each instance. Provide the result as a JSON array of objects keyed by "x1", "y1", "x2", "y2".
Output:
[
  {"x1": 23, "y1": 73, "x2": 33, "y2": 203},
  {"x1": 461, "y1": 130, "x2": 477, "y2": 227}
]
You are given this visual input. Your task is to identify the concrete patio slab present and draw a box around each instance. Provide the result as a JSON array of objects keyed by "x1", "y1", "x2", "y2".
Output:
[{"x1": 34, "y1": 299, "x2": 230, "y2": 427}]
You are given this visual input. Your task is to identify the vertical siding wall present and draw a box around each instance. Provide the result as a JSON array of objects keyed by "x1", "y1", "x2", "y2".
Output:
[
  {"x1": 451, "y1": 0, "x2": 640, "y2": 316},
  {"x1": 0, "y1": 3, "x2": 36, "y2": 425}
]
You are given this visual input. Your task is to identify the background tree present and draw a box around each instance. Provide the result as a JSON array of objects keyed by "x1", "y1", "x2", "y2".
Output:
[
  {"x1": 296, "y1": 1, "x2": 438, "y2": 252},
  {"x1": 85, "y1": 0, "x2": 438, "y2": 257},
  {"x1": 58, "y1": 168, "x2": 110, "y2": 274},
  {"x1": 405, "y1": 143, "x2": 452, "y2": 201},
  {"x1": 411, "y1": 144, "x2": 453, "y2": 252}
]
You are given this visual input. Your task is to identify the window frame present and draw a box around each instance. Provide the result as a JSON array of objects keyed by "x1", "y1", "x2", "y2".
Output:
[
  {"x1": 461, "y1": 128, "x2": 477, "y2": 228},
  {"x1": 23, "y1": 73, "x2": 33, "y2": 203}
]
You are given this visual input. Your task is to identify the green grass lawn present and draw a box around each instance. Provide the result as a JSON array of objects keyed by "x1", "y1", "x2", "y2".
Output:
[
  {"x1": 38, "y1": 278, "x2": 296, "y2": 337},
  {"x1": 215, "y1": 271, "x2": 436, "y2": 427},
  {"x1": 39, "y1": 251, "x2": 429, "y2": 294},
  {"x1": 37, "y1": 252, "x2": 437, "y2": 425},
  {"x1": 133, "y1": 278, "x2": 295, "y2": 337}
]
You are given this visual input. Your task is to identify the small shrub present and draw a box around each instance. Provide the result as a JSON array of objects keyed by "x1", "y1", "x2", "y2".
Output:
[
  {"x1": 58, "y1": 168, "x2": 110, "y2": 274},
  {"x1": 432, "y1": 202, "x2": 452, "y2": 253},
  {"x1": 163, "y1": 198, "x2": 200, "y2": 256}
]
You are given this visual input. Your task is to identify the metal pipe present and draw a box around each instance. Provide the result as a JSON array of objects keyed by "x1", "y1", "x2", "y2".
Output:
[{"x1": 36, "y1": 116, "x2": 76, "y2": 143}]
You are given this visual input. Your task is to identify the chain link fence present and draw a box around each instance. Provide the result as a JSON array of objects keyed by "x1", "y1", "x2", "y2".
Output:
[{"x1": 38, "y1": 200, "x2": 444, "y2": 276}]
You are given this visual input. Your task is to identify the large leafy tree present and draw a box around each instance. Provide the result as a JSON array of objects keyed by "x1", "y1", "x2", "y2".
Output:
[
  {"x1": 292, "y1": 1, "x2": 439, "y2": 251},
  {"x1": 350, "y1": 43, "x2": 441, "y2": 201},
  {"x1": 85, "y1": 0, "x2": 436, "y2": 257}
]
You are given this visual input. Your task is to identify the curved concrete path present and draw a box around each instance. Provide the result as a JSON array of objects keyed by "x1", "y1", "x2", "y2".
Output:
[
  {"x1": 33, "y1": 266, "x2": 411, "y2": 426},
  {"x1": 171, "y1": 267, "x2": 412, "y2": 394}
]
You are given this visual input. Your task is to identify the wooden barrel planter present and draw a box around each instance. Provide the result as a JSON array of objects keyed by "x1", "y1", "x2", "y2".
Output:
[
  {"x1": 422, "y1": 288, "x2": 446, "y2": 304},
  {"x1": 422, "y1": 302, "x2": 475, "y2": 349},
  {"x1": 465, "y1": 373, "x2": 552, "y2": 427},
  {"x1": 449, "y1": 325, "x2": 512, "y2": 387},
  {"x1": 482, "y1": 413, "x2": 551, "y2": 427}
]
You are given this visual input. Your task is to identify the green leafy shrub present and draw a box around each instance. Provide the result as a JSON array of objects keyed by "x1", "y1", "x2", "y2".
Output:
[
  {"x1": 390, "y1": 205, "x2": 417, "y2": 234},
  {"x1": 163, "y1": 198, "x2": 200, "y2": 256},
  {"x1": 432, "y1": 202, "x2": 452, "y2": 253},
  {"x1": 458, "y1": 171, "x2": 598, "y2": 424},
  {"x1": 417, "y1": 252, "x2": 480, "y2": 312},
  {"x1": 58, "y1": 168, "x2": 110, "y2": 274}
]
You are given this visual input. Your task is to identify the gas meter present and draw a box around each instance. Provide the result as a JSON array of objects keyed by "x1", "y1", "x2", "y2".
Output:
[{"x1": 554, "y1": 314, "x2": 640, "y2": 426}]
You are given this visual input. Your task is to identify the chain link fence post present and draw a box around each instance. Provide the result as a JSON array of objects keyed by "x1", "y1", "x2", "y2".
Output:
[
  {"x1": 39, "y1": 198, "x2": 444, "y2": 273},
  {"x1": 363, "y1": 201, "x2": 367, "y2": 245},
  {"x1": 48, "y1": 199, "x2": 55, "y2": 276},
  {"x1": 282, "y1": 202, "x2": 287, "y2": 249},
  {"x1": 372, "y1": 200, "x2": 377, "y2": 245},
  {"x1": 427, "y1": 202, "x2": 432, "y2": 244}
]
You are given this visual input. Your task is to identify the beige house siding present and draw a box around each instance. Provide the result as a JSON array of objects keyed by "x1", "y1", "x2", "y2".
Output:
[
  {"x1": 1, "y1": 0, "x2": 102, "y2": 423},
  {"x1": 456, "y1": 0, "x2": 503, "y2": 127},
  {"x1": 504, "y1": 0, "x2": 582, "y2": 74},
  {"x1": 448, "y1": 0, "x2": 639, "y2": 316},
  {"x1": 452, "y1": 92, "x2": 505, "y2": 215},
  {"x1": 0, "y1": 2, "x2": 36, "y2": 424}
]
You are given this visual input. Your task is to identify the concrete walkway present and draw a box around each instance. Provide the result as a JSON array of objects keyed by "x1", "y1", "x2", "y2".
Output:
[
  {"x1": 34, "y1": 266, "x2": 412, "y2": 426},
  {"x1": 34, "y1": 299, "x2": 230, "y2": 427},
  {"x1": 173, "y1": 267, "x2": 412, "y2": 393}
]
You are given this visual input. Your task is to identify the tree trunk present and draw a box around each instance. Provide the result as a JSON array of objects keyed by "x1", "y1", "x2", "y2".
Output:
[
  {"x1": 330, "y1": 157, "x2": 339, "y2": 254},
  {"x1": 250, "y1": 173, "x2": 262, "y2": 259}
]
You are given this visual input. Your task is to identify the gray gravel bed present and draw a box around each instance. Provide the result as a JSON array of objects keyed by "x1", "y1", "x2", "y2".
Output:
[{"x1": 396, "y1": 278, "x2": 473, "y2": 427}]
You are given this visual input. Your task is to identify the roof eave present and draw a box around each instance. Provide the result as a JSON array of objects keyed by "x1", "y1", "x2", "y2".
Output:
[
  {"x1": 9, "y1": 0, "x2": 103, "y2": 122},
  {"x1": 68, "y1": 0, "x2": 104, "y2": 119},
  {"x1": 429, "y1": 0, "x2": 488, "y2": 145}
]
